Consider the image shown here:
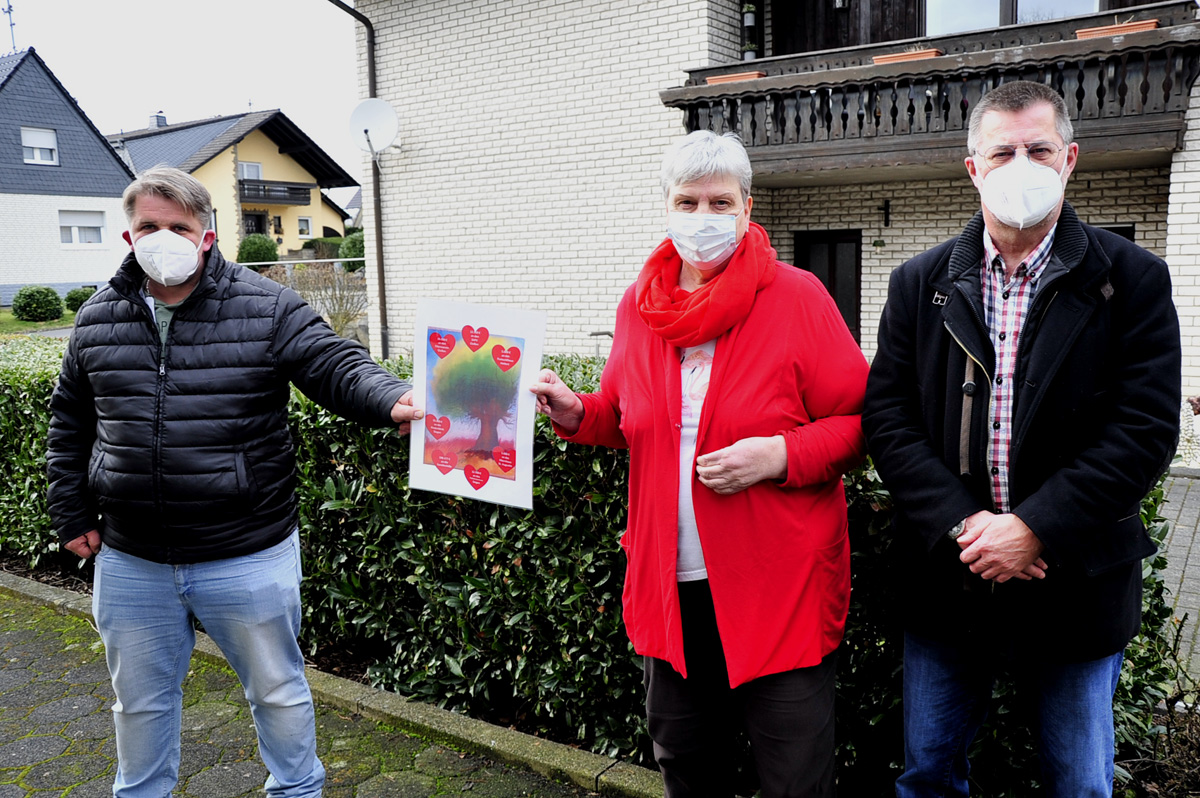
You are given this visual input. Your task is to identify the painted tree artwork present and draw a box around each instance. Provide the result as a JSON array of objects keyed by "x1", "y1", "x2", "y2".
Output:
[{"x1": 409, "y1": 300, "x2": 545, "y2": 510}]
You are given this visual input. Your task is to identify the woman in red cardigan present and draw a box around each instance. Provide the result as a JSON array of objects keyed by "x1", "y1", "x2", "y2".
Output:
[{"x1": 531, "y1": 131, "x2": 867, "y2": 797}]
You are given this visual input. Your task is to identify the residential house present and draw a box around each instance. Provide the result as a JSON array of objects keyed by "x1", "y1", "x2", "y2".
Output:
[
  {"x1": 107, "y1": 111, "x2": 357, "y2": 258},
  {"x1": 0, "y1": 48, "x2": 134, "y2": 305},
  {"x1": 349, "y1": 0, "x2": 1200, "y2": 396}
]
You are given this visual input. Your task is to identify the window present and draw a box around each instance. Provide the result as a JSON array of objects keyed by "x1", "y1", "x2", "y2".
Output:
[
  {"x1": 238, "y1": 161, "x2": 263, "y2": 180},
  {"x1": 795, "y1": 230, "x2": 861, "y2": 342},
  {"x1": 298, "y1": 217, "x2": 312, "y2": 238},
  {"x1": 59, "y1": 211, "x2": 105, "y2": 245},
  {"x1": 926, "y1": 0, "x2": 1098, "y2": 36},
  {"x1": 1095, "y1": 223, "x2": 1135, "y2": 242},
  {"x1": 21, "y1": 127, "x2": 58, "y2": 165}
]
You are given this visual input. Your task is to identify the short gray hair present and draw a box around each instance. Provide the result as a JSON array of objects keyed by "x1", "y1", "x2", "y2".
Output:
[
  {"x1": 660, "y1": 131, "x2": 753, "y2": 201},
  {"x1": 967, "y1": 81, "x2": 1074, "y2": 155},
  {"x1": 122, "y1": 165, "x2": 213, "y2": 230}
]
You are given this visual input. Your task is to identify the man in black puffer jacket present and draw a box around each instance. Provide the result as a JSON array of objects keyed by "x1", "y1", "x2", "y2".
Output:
[{"x1": 46, "y1": 167, "x2": 421, "y2": 798}]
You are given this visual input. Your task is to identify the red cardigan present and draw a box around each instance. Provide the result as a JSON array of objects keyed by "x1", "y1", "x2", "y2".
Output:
[{"x1": 563, "y1": 262, "x2": 868, "y2": 687}]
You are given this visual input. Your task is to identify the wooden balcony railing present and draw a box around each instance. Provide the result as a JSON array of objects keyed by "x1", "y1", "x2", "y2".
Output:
[
  {"x1": 660, "y1": 8, "x2": 1200, "y2": 182},
  {"x1": 238, "y1": 180, "x2": 316, "y2": 206}
]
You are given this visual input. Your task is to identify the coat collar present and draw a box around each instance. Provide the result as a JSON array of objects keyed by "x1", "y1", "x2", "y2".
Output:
[
  {"x1": 111, "y1": 245, "x2": 229, "y2": 303},
  {"x1": 945, "y1": 202, "x2": 1093, "y2": 287}
]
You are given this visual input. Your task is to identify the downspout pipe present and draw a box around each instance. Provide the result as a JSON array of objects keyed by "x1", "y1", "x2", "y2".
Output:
[{"x1": 325, "y1": 0, "x2": 390, "y2": 360}]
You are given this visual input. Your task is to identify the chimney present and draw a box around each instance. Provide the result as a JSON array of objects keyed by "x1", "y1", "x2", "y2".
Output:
[{"x1": 149, "y1": 111, "x2": 167, "y2": 128}]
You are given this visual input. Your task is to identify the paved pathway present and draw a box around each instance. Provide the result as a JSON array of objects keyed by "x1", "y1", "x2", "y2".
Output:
[
  {"x1": 0, "y1": 590, "x2": 602, "y2": 798},
  {"x1": 1161, "y1": 472, "x2": 1200, "y2": 678}
]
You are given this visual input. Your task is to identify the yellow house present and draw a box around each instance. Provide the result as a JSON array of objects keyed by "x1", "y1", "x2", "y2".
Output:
[{"x1": 107, "y1": 110, "x2": 355, "y2": 257}]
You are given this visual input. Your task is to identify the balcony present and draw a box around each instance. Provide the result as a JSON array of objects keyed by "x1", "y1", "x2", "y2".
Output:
[
  {"x1": 659, "y1": 1, "x2": 1200, "y2": 186},
  {"x1": 238, "y1": 179, "x2": 317, "y2": 206}
]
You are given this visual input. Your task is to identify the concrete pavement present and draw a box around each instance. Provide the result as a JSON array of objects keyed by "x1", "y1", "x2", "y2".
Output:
[{"x1": 0, "y1": 573, "x2": 661, "y2": 798}]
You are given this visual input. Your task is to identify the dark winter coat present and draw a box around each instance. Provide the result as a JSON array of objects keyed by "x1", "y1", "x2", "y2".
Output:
[
  {"x1": 863, "y1": 203, "x2": 1180, "y2": 663},
  {"x1": 46, "y1": 247, "x2": 409, "y2": 564}
]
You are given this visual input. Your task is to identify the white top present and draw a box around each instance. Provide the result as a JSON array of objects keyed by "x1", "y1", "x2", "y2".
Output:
[{"x1": 677, "y1": 340, "x2": 716, "y2": 582}]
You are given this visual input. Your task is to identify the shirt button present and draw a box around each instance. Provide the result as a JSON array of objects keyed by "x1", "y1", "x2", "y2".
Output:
[
  {"x1": 993, "y1": 421, "x2": 1001, "y2": 430},
  {"x1": 998, "y1": 332, "x2": 1007, "y2": 341},
  {"x1": 991, "y1": 467, "x2": 1000, "y2": 475},
  {"x1": 996, "y1": 376, "x2": 1003, "y2": 385},
  {"x1": 1003, "y1": 291, "x2": 1010, "y2": 300}
]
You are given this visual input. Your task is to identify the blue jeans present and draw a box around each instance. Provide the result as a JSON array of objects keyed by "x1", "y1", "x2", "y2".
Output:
[
  {"x1": 93, "y1": 531, "x2": 325, "y2": 798},
  {"x1": 896, "y1": 632, "x2": 1122, "y2": 798}
]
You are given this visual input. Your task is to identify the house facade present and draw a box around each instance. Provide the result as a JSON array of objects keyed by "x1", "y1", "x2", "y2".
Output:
[
  {"x1": 350, "y1": 0, "x2": 1200, "y2": 394},
  {"x1": 0, "y1": 49, "x2": 133, "y2": 305},
  {"x1": 107, "y1": 111, "x2": 357, "y2": 258}
]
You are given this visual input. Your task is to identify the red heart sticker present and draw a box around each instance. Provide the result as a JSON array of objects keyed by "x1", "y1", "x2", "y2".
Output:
[
  {"x1": 492, "y1": 447, "x2": 516, "y2": 472},
  {"x1": 431, "y1": 449, "x2": 456, "y2": 474},
  {"x1": 425, "y1": 416, "x2": 451, "y2": 439},
  {"x1": 430, "y1": 332, "x2": 456, "y2": 358},
  {"x1": 462, "y1": 325, "x2": 489, "y2": 351},
  {"x1": 492, "y1": 345, "x2": 521, "y2": 372},
  {"x1": 464, "y1": 464, "x2": 490, "y2": 490}
]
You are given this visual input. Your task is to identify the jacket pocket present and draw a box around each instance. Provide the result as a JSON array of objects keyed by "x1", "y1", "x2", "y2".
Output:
[{"x1": 1082, "y1": 511, "x2": 1157, "y2": 578}]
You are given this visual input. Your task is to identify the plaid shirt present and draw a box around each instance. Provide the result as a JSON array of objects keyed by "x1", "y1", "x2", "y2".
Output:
[{"x1": 980, "y1": 226, "x2": 1056, "y2": 512}]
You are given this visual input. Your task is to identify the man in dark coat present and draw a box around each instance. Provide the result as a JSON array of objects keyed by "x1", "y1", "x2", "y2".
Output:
[
  {"x1": 863, "y1": 81, "x2": 1180, "y2": 797},
  {"x1": 46, "y1": 166, "x2": 422, "y2": 798}
]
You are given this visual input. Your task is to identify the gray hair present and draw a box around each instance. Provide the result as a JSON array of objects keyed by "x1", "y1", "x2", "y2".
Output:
[
  {"x1": 967, "y1": 81, "x2": 1074, "y2": 155},
  {"x1": 122, "y1": 165, "x2": 213, "y2": 230},
  {"x1": 660, "y1": 131, "x2": 753, "y2": 200}
]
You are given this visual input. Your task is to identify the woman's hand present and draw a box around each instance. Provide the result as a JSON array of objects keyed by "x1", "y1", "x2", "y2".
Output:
[
  {"x1": 529, "y1": 369, "x2": 585, "y2": 435},
  {"x1": 696, "y1": 435, "x2": 786, "y2": 495}
]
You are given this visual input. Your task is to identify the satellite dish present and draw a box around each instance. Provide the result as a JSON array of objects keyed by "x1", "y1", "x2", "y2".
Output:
[{"x1": 349, "y1": 98, "x2": 399, "y2": 160}]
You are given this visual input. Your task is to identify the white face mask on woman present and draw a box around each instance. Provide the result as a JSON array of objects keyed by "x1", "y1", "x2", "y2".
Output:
[
  {"x1": 667, "y1": 211, "x2": 741, "y2": 270},
  {"x1": 134, "y1": 229, "x2": 206, "y2": 286},
  {"x1": 977, "y1": 155, "x2": 1067, "y2": 231}
]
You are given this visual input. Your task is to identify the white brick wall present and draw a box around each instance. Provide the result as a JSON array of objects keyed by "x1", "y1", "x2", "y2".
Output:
[
  {"x1": 1167, "y1": 80, "x2": 1200, "y2": 396},
  {"x1": 0, "y1": 193, "x2": 127, "y2": 301},
  {"x1": 754, "y1": 168, "x2": 1171, "y2": 361},
  {"x1": 355, "y1": 0, "x2": 740, "y2": 357}
]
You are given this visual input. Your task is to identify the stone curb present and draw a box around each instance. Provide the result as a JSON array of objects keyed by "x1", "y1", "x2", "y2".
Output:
[
  {"x1": 1170, "y1": 465, "x2": 1200, "y2": 479},
  {"x1": 0, "y1": 571, "x2": 662, "y2": 798}
]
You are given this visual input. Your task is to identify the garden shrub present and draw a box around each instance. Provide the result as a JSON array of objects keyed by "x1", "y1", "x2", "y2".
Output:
[
  {"x1": 0, "y1": 338, "x2": 1181, "y2": 789},
  {"x1": 338, "y1": 231, "x2": 365, "y2": 272},
  {"x1": 304, "y1": 237, "x2": 343, "y2": 260},
  {"x1": 64, "y1": 287, "x2": 96, "y2": 313},
  {"x1": 11, "y1": 286, "x2": 63, "y2": 322},
  {"x1": 236, "y1": 233, "x2": 278, "y2": 267}
]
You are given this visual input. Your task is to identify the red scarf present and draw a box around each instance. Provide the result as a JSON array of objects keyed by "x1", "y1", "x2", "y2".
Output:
[{"x1": 635, "y1": 221, "x2": 777, "y2": 347}]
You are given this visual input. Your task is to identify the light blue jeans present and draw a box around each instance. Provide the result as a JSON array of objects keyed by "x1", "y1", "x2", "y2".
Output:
[
  {"x1": 896, "y1": 632, "x2": 1122, "y2": 798},
  {"x1": 93, "y1": 531, "x2": 325, "y2": 798}
]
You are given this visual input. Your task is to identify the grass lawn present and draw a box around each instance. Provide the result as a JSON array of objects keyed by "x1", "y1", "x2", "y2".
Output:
[{"x1": 0, "y1": 308, "x2": 75, "y2": 335}]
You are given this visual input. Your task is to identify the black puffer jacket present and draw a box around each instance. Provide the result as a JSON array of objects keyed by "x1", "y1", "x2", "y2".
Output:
[{"x1": 47, "y1": 248, "x2": 409, "y2": 564}]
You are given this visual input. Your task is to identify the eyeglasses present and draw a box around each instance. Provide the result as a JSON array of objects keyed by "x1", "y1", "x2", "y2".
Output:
[{"x1": 975, "y1": 141, "x2": 1065, "y2": 169}]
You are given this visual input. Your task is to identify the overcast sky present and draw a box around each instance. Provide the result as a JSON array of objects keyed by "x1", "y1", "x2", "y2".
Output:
[{"x1": 8, "y1": 0, "x2": 366, "y2": 206}]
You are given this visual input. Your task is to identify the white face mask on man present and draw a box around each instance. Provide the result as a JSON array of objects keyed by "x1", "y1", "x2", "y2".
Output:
[
  {"x1": 667, "y1": 211, "x2": 741, "y2": 270},
  {"x1": 977, "y1": 155, "x2": 1067, "y2": 231},
  {"x1": 133, "y1": 229, "x2": 206, "y2": 287}
]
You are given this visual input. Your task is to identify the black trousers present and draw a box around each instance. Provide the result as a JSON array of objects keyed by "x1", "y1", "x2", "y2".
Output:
[{"x1": 644, "y1": 580, "x2": 838, "y2": 798}]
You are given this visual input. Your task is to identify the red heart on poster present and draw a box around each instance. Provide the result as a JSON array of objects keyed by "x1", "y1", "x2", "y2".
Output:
[
  {"x1": 492, "y1": 345, "x2": 521, "y2": 372},
  {"x1": 432, "y1": 449, "x2": 456, "y2": 474},
  {"x1": 492, "y1": 447, "x2": 516, "y2": 472},
  {"x1": 464, "y1": 464, "x2": 490, "y2": 490},
  {"x1": 425, "y1": 416, "x2": 451, "y2": 439},
  {"x1": 462, "y1": 325, "x2": 489, "y2": 351},
  {"x1": 430, "y1": 332, "x2": 456, "y2": 358}
]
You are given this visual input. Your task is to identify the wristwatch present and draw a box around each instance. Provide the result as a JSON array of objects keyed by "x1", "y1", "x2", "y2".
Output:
[{"x1": 947, "y1": 520, "x2": 967, "y2": 541}]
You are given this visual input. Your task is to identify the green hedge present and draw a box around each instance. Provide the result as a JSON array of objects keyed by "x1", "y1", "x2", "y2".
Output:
[
  {"x1": 0, "y1": 336, "x2": 1179, "y2": 792},
  {"x1": 11, "y1": 286, "x2": 64, "y2": 322}
]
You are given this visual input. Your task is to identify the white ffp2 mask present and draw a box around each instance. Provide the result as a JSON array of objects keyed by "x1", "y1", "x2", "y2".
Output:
[
  {"x1": 977, "y1": 155, "x2": 1066, "y2": 231},
  {"x1": 133, "y1": 229, "x2": 205, "y2": 286}
]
